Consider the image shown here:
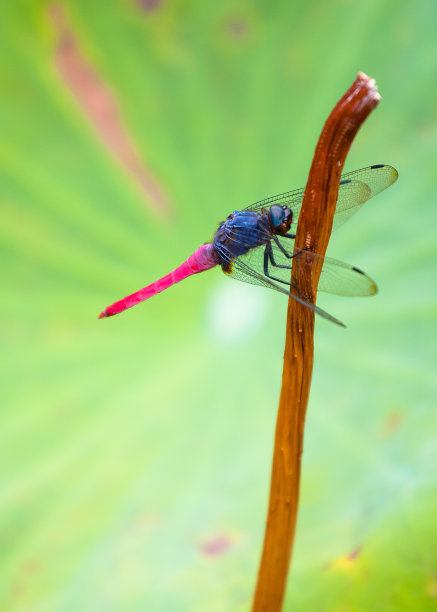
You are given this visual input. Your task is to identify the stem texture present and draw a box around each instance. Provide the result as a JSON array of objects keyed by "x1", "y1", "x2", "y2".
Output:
[{"x1": 252, "y1": 73, "x2": 381, "y2": 612}]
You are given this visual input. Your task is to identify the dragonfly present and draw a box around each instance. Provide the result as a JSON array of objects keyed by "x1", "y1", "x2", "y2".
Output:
[{"x1": 99, "y1": 164, "x2": 398, "y2": 326}]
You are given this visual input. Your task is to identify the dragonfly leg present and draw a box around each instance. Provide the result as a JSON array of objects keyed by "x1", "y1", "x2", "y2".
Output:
[
  {"x1": 272, "y1": 235, "x2": 295, "y2": 258},
  {"x1": 272, "y1": 235, "x2": 310, "y2": 260},
  {"x1": 267, "y1": 244, "x2": 291, "y2": 271},
  {"x1": 282, "y1": 233, "x2": 296, "y2": 239},
  {"x1": 263, "y1": 244, "x2": 310, "y2": 301}
]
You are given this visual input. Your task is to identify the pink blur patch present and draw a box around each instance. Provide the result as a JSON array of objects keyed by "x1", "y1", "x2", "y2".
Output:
[
  {"x1": 12, "y1": 557, "x2": 43, "y2": 599},
  {"x1": 382, "y1": 411, "x2": 403, "y2": 436},
  {"x1": 47, "y1": 3, "x2": 171, "y2": 216},
  {"x1": 348, "y1": 546, "x2": 362, "y2": 561},
  {"x1": 200, "y1": 535, "x2": 232, "y2": 557},
  {"x1": 324, "y1": 546, "x2": 362, "y2": 571},
  {"x1": 226, "y1": 17, "x2": 249, "y2": 40},
  {"x1": 136, "y1": 0, "x2": 162, "y2": 11}
]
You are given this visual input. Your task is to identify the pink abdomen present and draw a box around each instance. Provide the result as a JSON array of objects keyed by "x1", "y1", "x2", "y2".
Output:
[{"x1": 99, "y1": 243, "x2": 219, "y2": 318}]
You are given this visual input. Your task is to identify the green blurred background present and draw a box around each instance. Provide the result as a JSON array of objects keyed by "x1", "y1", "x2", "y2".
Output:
[{"x1": 1, "y1": 1, "x2": 436, "y2": 610}]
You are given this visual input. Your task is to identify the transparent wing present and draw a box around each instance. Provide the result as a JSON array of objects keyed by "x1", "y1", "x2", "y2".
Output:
[
  {"x1": 243, "y1": 164, "x2": 398, "y2": 232},
  {"x1": 267, "y1": 240, "x2": 377, "y2": 296},
  {"x1": 318, "y1": 257, "x2": 377, "y2": 296},
  {"x1": 218, "y1": 237, "x2": 376, "y2": 300},
  {"x1": 230, "y1": 255, "x2": 346, "y2": 327},
  {"x1": 216, "y1": 242, "x2": 345, "y2": 327},
  {"x1": 332, "y1": 164, "x2": 398, "y2": 230}
]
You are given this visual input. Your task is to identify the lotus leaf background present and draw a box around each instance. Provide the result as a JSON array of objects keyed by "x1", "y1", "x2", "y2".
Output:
[{"x1": 1, "y1": 1, "x2": 436, "y2": 610}]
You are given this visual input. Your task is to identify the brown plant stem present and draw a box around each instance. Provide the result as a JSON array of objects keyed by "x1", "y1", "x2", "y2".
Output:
[{"x1": 252, "y1": 73, "x2": 381, "y2": 612}]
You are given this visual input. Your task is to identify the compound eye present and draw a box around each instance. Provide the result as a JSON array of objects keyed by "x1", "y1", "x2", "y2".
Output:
[{"x1": 269, "y1": 204, "x2": 285, "y2": 228}]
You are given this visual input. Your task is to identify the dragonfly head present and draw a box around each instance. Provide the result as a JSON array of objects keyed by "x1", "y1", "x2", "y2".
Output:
[{"x1": 268, "y1": 205, "x2": 293, "y2": 234}]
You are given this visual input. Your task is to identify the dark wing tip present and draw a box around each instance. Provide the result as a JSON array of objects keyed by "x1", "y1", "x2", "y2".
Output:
[
  {"x1": 352, "y1": 266, "x2": 365, "y2": 275},
  {"x1": 371, "y1": 163, "x2": 399, "y2": 182},
  {"x1": 352, "y1": 267, "x2": 378, "y2": 295}
]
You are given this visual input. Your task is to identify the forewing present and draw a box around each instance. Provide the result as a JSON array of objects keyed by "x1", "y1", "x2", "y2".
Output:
[
  {"x1": 243, "y1": 164, "x2": 398, "y2": 232},
  {"x1": 339, "y1": 164, "x2": 399, "y2": 196},
  {"x1": 243, "y1": 187, "x2": 305, "y2": 234},
  {"x1": 333, "y1": 165, "x2": 398, "y2": 230}
]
